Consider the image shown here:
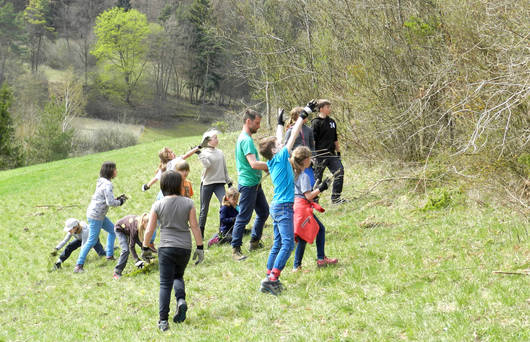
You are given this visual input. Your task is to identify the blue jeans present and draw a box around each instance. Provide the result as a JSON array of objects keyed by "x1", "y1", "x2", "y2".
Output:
[
  {"x1": 76, "y1": 217, "x2": 116, "y2": 265},
  {"x1": 231, "y1": 184, "x2": 269, "y2": 248},
  {"x1": 266, "y1": 202, "x2": 294, "y2": 273},
  {"x1": 293, "y1": 214, "x2": 326, "y2": 268},
  {"x1": 150, "y1": 190, "x2": 165, "y2": 243}
]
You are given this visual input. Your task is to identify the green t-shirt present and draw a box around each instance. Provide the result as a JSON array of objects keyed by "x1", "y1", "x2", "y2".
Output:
[{"x1": 235, "y1": 131, "x2": 262, "y2": 186}]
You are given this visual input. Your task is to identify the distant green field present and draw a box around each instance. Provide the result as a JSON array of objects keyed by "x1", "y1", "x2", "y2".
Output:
[{"x1": 0, "y1": 134, "x2": 527, "y2": 341}]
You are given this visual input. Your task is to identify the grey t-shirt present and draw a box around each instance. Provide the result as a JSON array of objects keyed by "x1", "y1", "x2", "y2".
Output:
[
  {"x1": 152, "y1": 196, "x2": 194, "y2": 249},
  {"x1": 295, "y1": 172, "x2": 312, "y2": 199}
]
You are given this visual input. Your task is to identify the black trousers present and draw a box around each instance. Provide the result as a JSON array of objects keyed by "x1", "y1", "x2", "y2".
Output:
[
  {"x1": 158, "y1": 247, "x2": 191, "y2": 321},
  {"x1": 314, "y1": 155, "x2": 344, "y2": 200},
  {"x1": 59, "y1": 238, "x2": 105, "y2": 263}
]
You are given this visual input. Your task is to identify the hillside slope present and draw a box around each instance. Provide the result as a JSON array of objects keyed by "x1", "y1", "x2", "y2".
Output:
[{"x1": 0, "y1": 134, "x2": 527, "y2": 341}]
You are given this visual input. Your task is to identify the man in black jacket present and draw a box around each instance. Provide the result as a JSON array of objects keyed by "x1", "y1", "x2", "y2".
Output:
[{"x1": 311, "y1": 99, "x2": 346, "y2": 204}]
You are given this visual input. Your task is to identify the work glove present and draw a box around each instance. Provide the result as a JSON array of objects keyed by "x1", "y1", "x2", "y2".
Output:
[
  {"x1": 194, "y1": 145, "x2": 202, "y2": 155},
  {"x1": 300, "y1": 99, "x2": 317, "y2": 119},
  {"x1": 141, "y1": 247, "x2": 153, "y2": 261},
  {"x1": 116, "y1": 194, "x2": 128, "y2": 206},
  {"x1": 227, "y1": 181, "x2": 233, "y2": 188},
  {"x1": 50, "y1": 249, "x2": 58, "y2": 257},
  {"x1": 142, "y1": 184, "x2": 150, "y2": 192},
  {"x1": 200, "y1": 135, "x2": 211, "y2": 148},
  {"x1": 336, "y1": 151, "x2": 341, "y2": 157},
  {"x1": 135, "y1": 260, "x2": 145, "y2": 269},
  {"x1": 193, "y1": 245, "x2": 204, "y2": 265},
  {"x1": 277, "y1": 108, "x2": 285, "y2": 126},
  {"x1": 318, "y1": 177, "x2": 332, "y2": 193}
]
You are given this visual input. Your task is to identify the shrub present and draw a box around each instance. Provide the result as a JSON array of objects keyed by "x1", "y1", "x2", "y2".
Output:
[{"x1": 72, "y1": 128, "x2": 137, "y2": 155}]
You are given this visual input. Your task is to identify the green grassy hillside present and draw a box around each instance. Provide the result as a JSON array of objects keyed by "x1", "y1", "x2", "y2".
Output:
[{"x1": 0, "y1": 134, "x2": 527, "y2": 341}]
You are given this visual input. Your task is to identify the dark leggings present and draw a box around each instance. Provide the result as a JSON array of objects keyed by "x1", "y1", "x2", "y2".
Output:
[
  {"x1": 59, "y1": 238, "x2": 105, "y2": 263},
  {"x1": 158, "y1": 247, "x2": 191, "y2": 321}
]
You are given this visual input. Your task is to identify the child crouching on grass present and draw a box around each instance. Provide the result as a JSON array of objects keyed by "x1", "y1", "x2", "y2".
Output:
[
  {"x1": 112, "y1": 213, "x2": 150, "y2": 279},
  {"x1": 51, "y1": 218, "x2": 106, "y2": 269},
  {"x1": 291, "y1": 146, "x2": 338, "y2": 271},
  {"x1": 141, "y1": 170, "x2": 204, "y2": 331},
  {"x1": 208, "y1": 187, "x2": 239, "y2": 247},
  {"x1": 257, "y1": 100, "x2": 316, "y2": 295}
]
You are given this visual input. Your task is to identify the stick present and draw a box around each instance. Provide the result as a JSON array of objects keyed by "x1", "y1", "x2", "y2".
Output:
[{"x1": 492, "y1": 270, "x2": 529, "y2": 276}]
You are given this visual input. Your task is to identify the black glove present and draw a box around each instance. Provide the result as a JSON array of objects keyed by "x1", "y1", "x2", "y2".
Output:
[
  {"x1": 336, "y1": 151, "x2": 341, "y2": 157},
  {"x1": 193, "y1": 245, "x2": 204, "y2": 265},
  {"x1": 300, "y1": 99, "x2": 317, "y2": 119},
  {"x1": 116, "y1": 194, "x2": 128, "y2": 206},
  {"x1": 194, "y1": 145, "x2": 202, "y2": 155},
  {"x1": 200, "y1": 135, "x2": 211, "y2": 147},
  {"x1": 277, "y1": 108, "x2": 285, "y2": 126},
  {"x1": 227, "y1": 181, "x2": 233, "y2": 188},
  {"x1": 142, "y1": 184, "x2": 150, "y2": 192},
  {"x1": 135, "y1": 260, "x2": 145, "y2": 269},
  {"x1": 141, "y1": 246, "x2": 153, "y2": 261},
  {"x1": 50, "y1": 249, "x2": 58, "y2": 257},
  {"x1": 318, "y1": 177, "x2": 331, "y2": 192}
]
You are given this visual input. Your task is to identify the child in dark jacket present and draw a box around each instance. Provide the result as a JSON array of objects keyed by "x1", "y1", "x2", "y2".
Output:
[
  {"x1": 113, "y1": 213, "x2": 150, "y2": 279},
  {"x1": 208, "y1": 187, "x2": 239, "y2": 247}
]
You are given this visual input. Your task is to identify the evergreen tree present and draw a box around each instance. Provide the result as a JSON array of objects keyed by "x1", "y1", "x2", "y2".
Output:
[
  {"x1": 0, "y1": 83, "x2": 22, "y2": 169},
  {"x1": 116, "y1": 0, "x2": 131, "y2": 12}
]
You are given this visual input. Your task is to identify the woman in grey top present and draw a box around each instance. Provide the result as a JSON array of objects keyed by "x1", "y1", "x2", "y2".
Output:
[
  {"x1": 74, "y1": 161, "x2": 127, "y2": 273},
  {"x1": 142, "y1": 171, "x2": 204, "y2": 331},
  {"x1": 196, "y1": 129, "x2": 232, "y2": 238}
]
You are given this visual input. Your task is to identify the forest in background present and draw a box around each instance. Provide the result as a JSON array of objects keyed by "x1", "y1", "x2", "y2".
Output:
[{"x1": 0, "y1": 0, "x2": 528, "y2": 208}]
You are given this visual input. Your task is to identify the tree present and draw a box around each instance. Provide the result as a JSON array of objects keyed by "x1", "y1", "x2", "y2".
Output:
[
  {"x1": 0, "y1": 83, "x2": 22, "y2": 169},
  {"x1": 186, "y1": 0, "x2": 223, "y2": 104},
  {"x1": 91, "y1": 7, "x2": 151, "y2": 104},
  {"x1": 48, "y1": 69, "x2": 86, "y2": 132},
  {"x1": 28, "y1": 98, "x2": 74, "y2": 164},
  {"x1": 0, "y1": 0, "x2": 24, "y2": 85},
  {"x1": 117, "y1": 0, "x2": 131, "y2": 12},
  {"x1": 23, "y1": 0, "x2": 55, "y2": 73}
]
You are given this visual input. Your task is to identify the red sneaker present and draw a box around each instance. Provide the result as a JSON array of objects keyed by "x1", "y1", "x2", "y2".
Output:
[{"x1": 317, "y1": 256, "x2": 338, "y2": 267}]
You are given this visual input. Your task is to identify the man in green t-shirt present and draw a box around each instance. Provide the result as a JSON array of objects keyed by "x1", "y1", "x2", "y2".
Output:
[{"x1": 231, "y1": 109, "x2": 269, "y2": 261}]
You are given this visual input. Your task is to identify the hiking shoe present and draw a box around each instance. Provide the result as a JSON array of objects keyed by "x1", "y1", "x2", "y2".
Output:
[
  {"x1": 331, "y1": 198, "x2": 349, "y2": 204},
  {"x1": 158, "y1": 320, "x2": 169, "y2": 331},
  {"x1": 249, "y1": 239, "x2": 264, "y2": 251},
  {"x1": 53, "y1": 261, "x2": 62, "y2": 270},
  {"x1": 106, "y1": 256, "x2": 116, "y2": 261},
  {"x1": 260, "y1": 278, "x2": 281, "y2": 295},
  {"x1": 317, "y1": 256, "x2": 338, "y2": 267},
  {"x1": 73, "y1": 264, "x2": 84, "y2": 273},
  {"x1": 113, "y1": 272, "x2": 121, "y2": 280},
  {"x1": 173, "y1": 298, "x2": 187, "y2": 323},
  {"x1": 232, "y1": 247, "x2": 247, "y2": 261}
]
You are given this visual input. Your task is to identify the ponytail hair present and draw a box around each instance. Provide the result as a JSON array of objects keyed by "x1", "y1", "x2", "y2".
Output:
[
  {"x1": 290, "y1": 146, "x2": 312, "y2": 178},
  {"x1": 156, "y1": 147, "x2": 174, "y2": 175}
]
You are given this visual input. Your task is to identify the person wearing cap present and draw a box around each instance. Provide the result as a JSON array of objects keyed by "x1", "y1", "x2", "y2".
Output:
[
  {"x1": 195, "y1": 128, "x2": 233, "y2": 238},
  {"x1": 311, "y1": 99, "x2": 346, "y2": 204},
  {"x1": 50, "y1": 218, "x2": 106, "y2": 270}
]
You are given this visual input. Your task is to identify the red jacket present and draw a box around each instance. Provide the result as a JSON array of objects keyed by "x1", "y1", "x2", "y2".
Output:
[{"x1": 294, "y1": 198, "x2": 325, "y2": 244}]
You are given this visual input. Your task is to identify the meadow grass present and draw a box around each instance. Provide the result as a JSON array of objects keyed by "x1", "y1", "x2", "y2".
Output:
[{"x1": 0, "y1": 133, "x2": 528, "y2": 341}]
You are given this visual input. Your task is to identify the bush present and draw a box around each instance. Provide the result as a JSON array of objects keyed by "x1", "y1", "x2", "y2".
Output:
[{"x1": 72, "y1": 128, "x2": 137, "y2": 155}]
